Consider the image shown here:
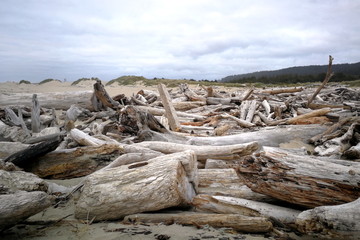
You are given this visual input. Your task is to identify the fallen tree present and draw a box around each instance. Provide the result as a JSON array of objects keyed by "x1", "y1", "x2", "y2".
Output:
[{"x1": 235, "y1": 147, "x2": 360, "y2": 208}]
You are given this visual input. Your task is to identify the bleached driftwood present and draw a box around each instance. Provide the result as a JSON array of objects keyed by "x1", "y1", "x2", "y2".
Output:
[
  {"x1": 158, "y1": 83, "x2": 181, "y2": 131},
  {"x1": 134, "y1": 141, "x2": 259, "y2": 160},
  {"x1": 186, "y1": 125, "x2": 328, "y2": 147},
  {"x1": 198, "y1": 169, "x2": 274, "y2": 202},
  {"x1": 296, "y1": 197, "x2": 360, "y2": 239},
  {"x1": 31, "y1": 94, "x2": 41, "y2": 133},
  {"x1": 286, "y1": 108, "x2": 332, "y2": 125},
  {"x1": 314, "y1": 121, "x2": 359, "y2": 157},
  {"x1": 261, "y1": 87, "x2": 303, "y2": 95},
  {"x1": 0, "y1": 170, "x2": 48, "y2": 193},
  {"x1": 0, "y1": 142, "x2": 29, "y2": 159},
  {"x1": 220, "y1": 113, "x2": 255, "y2": 128},
  {"x1": 136, "y1": 105, "x2": 206, "y2": 121},
  {"x1": 0, "y1": 191, "x2": 53, "y2": 231},
  {"x1": 75, "y1": 151, "x2": 197, "y2": 221},
  {"x1": 236, "y1": 147, "x2": 360, "y2": 208},
  {"x1": 192, "y1": 194, "x2": 301, "y2": 225},
  {"x1": 123, "y1": 212, "x2": 272, "y2": 233},
  {"x1": 245, "y1": 100, "x2": 258, "y2": 123},
  {"x1": 343, "y1": 142, "x2": 360, "y2": 159}
]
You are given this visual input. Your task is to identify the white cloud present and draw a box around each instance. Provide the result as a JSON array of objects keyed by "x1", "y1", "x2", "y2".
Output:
[{"x1": 0, "y1": 0, "x2": 359, "y2": 82}]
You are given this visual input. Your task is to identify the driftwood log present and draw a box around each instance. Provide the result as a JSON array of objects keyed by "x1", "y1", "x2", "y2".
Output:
[
  {"x1": 75, "y1": 151, "x2": 197, "y2": 221},
  {"x1": 192, "y1": 194, "x2": 301, "y2": 226},
  {"x1": 296, "y1": 198, "x2": 360, "y2": 239},
  {"x1": 236, "y1": 147, "x2": 360, "y2": 208},
  {"x1": 123, "y1": 212, "x2": 273, "y2": 233},
  {"x1": 134, "y1": 141, "x2": 259, "y2": 161},
  {"x1": 4, "y1": 134, "x2": 63, "y2": 169},
  {"x1": 198, "y1": 169, "x2": 274, "y2": 202},
  {"x1": 0, "y1": 191, "x2": 54, "y2": 231},
  {"x1": 26, "y1": 144, "x2": 122, "y2": 179}
]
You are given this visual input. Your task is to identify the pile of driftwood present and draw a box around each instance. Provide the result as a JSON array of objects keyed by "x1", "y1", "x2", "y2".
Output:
[{"x1": 0, "y1": 76, "x2": 359, "y2": 239}]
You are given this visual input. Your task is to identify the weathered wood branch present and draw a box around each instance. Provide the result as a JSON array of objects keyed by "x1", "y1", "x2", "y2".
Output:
[{"x1": 307, "y1": 55, "x2": 335, "y2": 106}]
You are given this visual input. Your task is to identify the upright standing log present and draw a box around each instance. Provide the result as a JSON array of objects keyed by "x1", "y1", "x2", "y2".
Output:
[
  {"x1": 307, "y1": 55, "x2": 335, "y2": 106},
  {"x1": 157, "y1": 83, "x2": 181, "y2": 131},
  {"x1": 92, "y1": 80, "x2": 119, "y2": 110},
  {"x1": 31, "y1": 94, "x2": 41, "y2": 133}
]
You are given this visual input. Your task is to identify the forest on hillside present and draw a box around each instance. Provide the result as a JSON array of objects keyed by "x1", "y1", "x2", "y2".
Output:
[{"x1": 221, "y1": 62, "x2": 360, "y2": 84}]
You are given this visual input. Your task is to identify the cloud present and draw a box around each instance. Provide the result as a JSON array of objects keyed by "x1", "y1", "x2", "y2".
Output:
[{"x1": 0, "y1": 0, "x2": 359, "y2": 82}]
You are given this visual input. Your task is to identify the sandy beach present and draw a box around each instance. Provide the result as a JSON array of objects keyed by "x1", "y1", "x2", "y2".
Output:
[
  {"x1": 0, "y1": 80, "x2": 158, "y2": 97},
  {"x1": 0, "y1": 80, "x2": 320, "y2": 240}
]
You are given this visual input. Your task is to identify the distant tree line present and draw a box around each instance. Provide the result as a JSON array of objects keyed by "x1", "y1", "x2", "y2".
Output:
[{"x1": 221, "y1": 62, "x2": 360, "y2": 84}]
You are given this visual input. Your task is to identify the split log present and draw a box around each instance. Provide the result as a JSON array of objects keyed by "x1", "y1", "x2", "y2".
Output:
[
  {"x1": 0, "y1": 170, "x2": 48, "y2": 193},
  {"x1": 296, "y1": 198, "x2": 360, "y2": 239},
  {"x1": 198, "y1": 169, "x2": 274, "y2": 202},
  {"x1": 179, "y1": 83, "x2": 206, "y2": 102},
  {"x1": 92, "y1": 80, "x2": 120, "y2": 110},
  {"x1": 0, "y1": 191, "x2": 54, "y2": 231},
  {"x1": 26, "y1": 144, "x2": 123, "y2": 179},
  {"x1": 193, "y1": 195, "x2": 301, "y2": 225},
  {"x1": 235, "y1": 147, "x2": 360, "y2": 208},
  {"x1": 4, "y1": 134, "x2": 63, "y2": 168},
  {"x1": 239, "y1": 100, "x2": 250, "y2": 120},
  {"x1": 134, "y1": 141, "x2": 259, "y2": 160},
  {"x1": 123, "y1": 212, "x2": 272, "y2": 233},
  {"x1": 0, "y1": 91, "x2": 93, "y2": 110},
  {"x1": 75, "y1": 151, "x2": 197, "y2": 221},
  {"x1": 158, "y1": 83, "x2": 181, "y2": 131},
  {"x1": 314, "y1": 121, "x2": 359, "y2": 157},
  {"x1": 286, "y1": 108, "x2": 331, "y2": 125}
]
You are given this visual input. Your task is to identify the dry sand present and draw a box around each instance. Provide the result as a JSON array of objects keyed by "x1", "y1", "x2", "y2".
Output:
[
  {"x1": 1, "y1": 80, "x2": 317, "y2": 240},
  {"x1": 0, "y1": 80, "x2": 158, "y2": 97}
]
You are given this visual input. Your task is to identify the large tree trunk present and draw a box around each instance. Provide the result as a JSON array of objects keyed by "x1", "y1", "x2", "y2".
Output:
[
  {"x1": 0, "y1": 91, "x2": 93, "y2": 110},
  {"x1": 26, "y1": 144, "x2": 123, "y2": 179},
  {"x1": 296, "y1": 198, "x2": 360, "y2": 239},
  {"x1": 0, "y1": 191, "x2": 54, "y2": 231},
  {"x1": 123, "y1": 212, "x2": 273, "y2": 233},
  {"x1": 75, "y1": 151, "x2": 197, "y2": 222},
  {"x1": 235, "y1": 147, "x2": 360, "y2": 208}
]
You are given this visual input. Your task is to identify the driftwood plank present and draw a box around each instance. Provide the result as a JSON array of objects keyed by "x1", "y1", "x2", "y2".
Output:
[{"x1": 158, "y1": 83, "x2": 181, "y2": 131}]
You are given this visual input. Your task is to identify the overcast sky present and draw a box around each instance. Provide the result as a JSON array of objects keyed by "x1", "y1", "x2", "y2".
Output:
[{"x1": 0, "y1": 0, "x2": 359, "y2": 82}]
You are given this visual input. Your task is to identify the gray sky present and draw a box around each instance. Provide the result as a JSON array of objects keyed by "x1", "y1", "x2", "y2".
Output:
[{"x1": 0, "y1": 0, "x2": 359, "y2": 82}]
